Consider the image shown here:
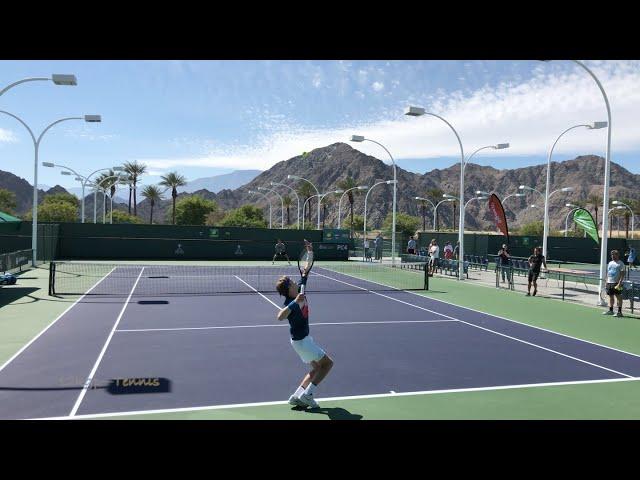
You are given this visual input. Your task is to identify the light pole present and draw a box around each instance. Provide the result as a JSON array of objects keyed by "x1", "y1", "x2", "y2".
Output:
[
  {"x1": 92, "y1": 174, "x2": 127, "y2": 223},
  {"x1": 339, "y1": 186, "x2": 369, "y2": 229},
  {"x1": 0, "y1": 74, "x2": 77, "y2": 98},
  {"x1": 350, "y1": 135, "x2": 398, "y2": 265},
  {"x1": 42, "y1": 163, "x2": 123, "y2": 223},
  {"x1": 271, "y1": 181, "x2": 300, "y2": 229},
  {"x1": 301, "y1": 194, "x2": 319, "y2": 230},
  {"x1": 363, "y1": 180, "x2": 396, "y2": 262},
  {"x1": 612, "y1": 201, "x2": 635, "y2": 239},
  {"x1": 543, "y1": 60, "x2": 614, "y2": 305},
  {"x1": 248, "y1": 190, "x2": 272, "y2": 228},
  {"x1": 405, "y1": 106, "x2": 466, "y2": 279},
  {"x1": 503, "y1": 192, "x2": 526, "y2": 205},
  {"x1": 542, "y1": 122, "x2": 607, "y2": 261},
  {"x1": 288, "y1": 175, "x2": 320, "y2": 230},
  {"x1": 608, "y1": 207, "x2": 627, "y2": 237},
  {"x1": 0, "y1": 112, "x2": 101, "y2": 266},
  {"x1": 318, "y1": 189, "x2": 344, "y2": 229},
  {"x1": 465, "y1": 196, "x2": 489, "y2": 209},
  {"x1": 415, "y1": 197, "x2": 436, "y2": 231},
  {"x1": 258, "y1": 187, "x2": 285, "y2": 229},
  {"x1": 564, "y1": 203, "x2": 584, "y2": 238},
  {"x1": 434, "y1": 197, "x2": 456, "y2": 231}
]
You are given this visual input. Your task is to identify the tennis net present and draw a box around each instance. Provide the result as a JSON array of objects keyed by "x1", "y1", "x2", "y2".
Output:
[{"x1": 48, "y1": 261, "x2": 428, "y2": 297}]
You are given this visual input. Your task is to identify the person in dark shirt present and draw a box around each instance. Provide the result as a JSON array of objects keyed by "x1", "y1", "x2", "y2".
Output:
[
  {"x1": 527, "y1": 246, "x2": 547, "y2": 296},
  {"x1": 272, "y1": 239, "x2": 292, "y2": 265},
  {"x1": 498, "y1": 244, "x2": 511, "y2": 284},
  {"x1": 276, "y1": 272, "x2": 333, "y2": 409}
]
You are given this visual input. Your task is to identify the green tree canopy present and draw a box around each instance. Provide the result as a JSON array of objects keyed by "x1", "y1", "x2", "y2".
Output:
[
  {"x1": 174, "y1": 195, "x2": 218, "y2": 225},
  {"x1": 519, "y1": 220, "x2": 544, "y2": 236},
  {"x1": 219, "y1": 205, "x2": 268, "y2": 228},
  {"x1": 0, "y1": 188, "x2": 17, "y2": 214},
  {"x1": 345, "y1": 214, "x2": 364, "y2": 233},
  {"x1": 42, "y1": 192, "x2": 80, "y2": 207},
  {"x1": 382, "y1": 212, "x2": 421, "y2": 237},
  {"x1": 111, "y1": 210, "x2": 142, "y2": 224},
  {"x1": 33, "y1": 201, "x2": 78, "y2": 222}
]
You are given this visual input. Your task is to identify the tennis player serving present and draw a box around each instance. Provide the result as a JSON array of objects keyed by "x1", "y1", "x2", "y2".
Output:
[{"x1": 275, "y1": 240, "x2": 334, "y2": 409}]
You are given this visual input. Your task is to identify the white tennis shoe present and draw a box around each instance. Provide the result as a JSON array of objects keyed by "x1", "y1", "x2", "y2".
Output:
[
  {"x1": 299, "y1": 392, "x2": 319, "y2": 408},
  {"x1": 288, "y1": 395, "x2": 306, "y2": 407}
]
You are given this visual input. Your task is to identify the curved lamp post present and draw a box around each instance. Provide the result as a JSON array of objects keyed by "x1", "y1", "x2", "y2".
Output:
[
  {"x1": 258, "y1": 186, "x2": 285, "y2": 229},
  {"x1": 0, "y1": 111, "x2": 101, "y2": 265},
  {"x1": 350, "y1": 135, "x2": 398, "y2": 265},
  {"x1": 338, "y1": 186, "x2": 368, "y2": 229},
  {"x1": 301, "y1": 194, "x2": 319, "y2": 230},
  {"x1": 92, "y1": 174, "x2": 127, "y2": 223},
  {"x1": 564, "y1": 203, "x2": 584, "y2": 238},
  {"x1": 405, "y1": 106, "x2": 465, "y2": 279},
  {"x1": 543, "y1": 60, "x2": 614, "y2": 305},
  {"x1": 434, "y1": 197, "x2": 456, "y2": 231},
  {"x1": 0, "y1": 74, "x2": 77, "y2": 98},
  {"x1": 271, "y1": 181, "x2": 300, "y2": 229},
  {"x1": 363, "y1": 180, "x2": 396, "y2": 262},
  {"x1": 612, "y1": 200, "x2": 635, "y2": 239},
  {"x1": 541, "y1": 122, "x2": 607, "y2": 261},
  {"x1": 43, "y1": 163, "x2": 123, "y2": 222},
  {"x1": 248, "y1": 190, "x2": 272, "y2": 228},
  {"x1": 318, "y1": 189, "x2": 344, "y2": 229},
  {"x1": 288, "y1": 175, "x2": 320, "y2": 230},
  {"x1": 414, "y1": 196, "x2": 436, "y2": 231}
]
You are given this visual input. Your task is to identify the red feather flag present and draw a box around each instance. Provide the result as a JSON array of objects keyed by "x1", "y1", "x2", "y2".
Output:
[{"x1": 488, "y1": 193, "x2": 510, "y2": 243}]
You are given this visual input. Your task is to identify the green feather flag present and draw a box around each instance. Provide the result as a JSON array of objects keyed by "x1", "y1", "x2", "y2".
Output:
[{"x1": 573, "y1": 208, "x2": 599, "y2": 244}]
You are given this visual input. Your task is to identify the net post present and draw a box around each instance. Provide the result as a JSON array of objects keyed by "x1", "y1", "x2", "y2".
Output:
[
  {"x1": 424, "y1": 261, "x2": 429, "y2": 290},
  {"x1": 48, "y1": 262, "x2": 55, "y2": 296},
  {"x1": 562, "y1": 274, "x2": 565, "y2": 301}
]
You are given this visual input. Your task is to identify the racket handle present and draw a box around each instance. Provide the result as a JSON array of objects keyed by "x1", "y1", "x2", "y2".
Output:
[{"x1": 300, "y1": 284, "x2": 305, "y2": 294}]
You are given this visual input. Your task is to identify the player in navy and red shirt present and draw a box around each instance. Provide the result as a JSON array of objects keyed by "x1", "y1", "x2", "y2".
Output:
[{"x1": 276, "y1": 270, "x2": 334, "y2": 409}]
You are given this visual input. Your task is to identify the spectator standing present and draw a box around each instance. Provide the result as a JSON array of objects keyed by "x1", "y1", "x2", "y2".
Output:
[
  {"x1": 603, "y1": 250, "x2": 626, "y2": 317},
  {"x1": 429, "y1": 239, "x2": 440, "y2": 276},
  {"x1": 627, "y1": 246, "x2": 636, "y2": 270},
  {"x1": 375, "y1": 233, "x2": 383, "y2": 261},
  {"x1": 453, "y1": 241, "x2": 460, "y2": 261},
  {"x1": 364, "y1": 238, "x2": 371, "y2": 261},
  {"x1": 497, "y1": 244, "x2": 511, "y2": 284},
  {"x1": 526, "y1": 246, "x2": 547, "y2": 297},
  {"x1": 407, "y1": 236, "x2": 417, "y2": 255}
]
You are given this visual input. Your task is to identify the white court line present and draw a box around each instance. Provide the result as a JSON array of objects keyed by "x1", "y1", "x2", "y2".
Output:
[
  {"x1": 115, "y1": 319, "x2": 457, "y2": 333},
  {"x1": 234, "y1": 275, "x2": 280, "y2": 308},
  {"x1": 311, "y1": 270, "x2": 635, "y2": 379},
  {"x1": 316, "y1": 265, "x2": 640, "y2": 361},
  {"x1": 32, "y1": 376, "x2": 640, "y2": 420},
  {"x1": 68, "y1": 267, "x2": 145, "y2": 417},
  {"x1": 0, "y1": 267, "x2": 117, "y2": 375}
]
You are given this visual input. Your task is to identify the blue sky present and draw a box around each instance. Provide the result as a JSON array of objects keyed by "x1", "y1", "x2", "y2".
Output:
[{"x1": 0, "y1": 60, "x2": 638, "y2": 193}]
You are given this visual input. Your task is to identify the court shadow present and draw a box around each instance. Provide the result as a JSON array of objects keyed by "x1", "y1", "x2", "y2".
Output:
[
  {"x1": 0, "y1": 287, "x2": 40, "y2": 307},
  {"x1": 293, "y1": 406, "x2": 363, "y2": 420}
]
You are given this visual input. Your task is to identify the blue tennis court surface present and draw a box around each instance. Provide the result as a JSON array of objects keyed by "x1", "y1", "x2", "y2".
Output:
[{"x1": 1, "y1": 264, "x2": 640, "y2": 420}]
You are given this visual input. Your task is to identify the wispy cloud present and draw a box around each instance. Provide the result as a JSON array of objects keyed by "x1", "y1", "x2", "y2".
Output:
[
  {"x1": 372, "y1": 81, "x2": 385, "y2": 92},
  {"x1": 136, "y1": 61, "x2": 640, "y2": 172},
  {"x1": 0, "y1": 128, "x2": 18, "y2": 144}
]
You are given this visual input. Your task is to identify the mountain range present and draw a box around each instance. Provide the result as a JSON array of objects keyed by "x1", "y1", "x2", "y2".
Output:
[{"x1": 2, "y1": 143, "x2": 638, "y2": 232}]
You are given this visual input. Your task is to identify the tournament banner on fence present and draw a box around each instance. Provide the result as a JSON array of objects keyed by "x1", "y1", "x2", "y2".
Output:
[
  {"x1": 488, "y1": 194, "x2": 510, "y2": 243},
  {"x1": 573, "y1": 208, "x2": 599, "y2": 244}
]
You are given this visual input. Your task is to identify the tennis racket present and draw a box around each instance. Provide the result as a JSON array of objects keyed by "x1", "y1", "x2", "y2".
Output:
[{"x1": 297, "y1": 240, "x2": 315, "y2": 294}]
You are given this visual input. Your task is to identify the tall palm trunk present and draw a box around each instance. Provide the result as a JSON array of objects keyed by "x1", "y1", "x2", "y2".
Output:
[
  {"x1": 172, "y1": 188, "x2": 177, "y2": 225},
  {"x1": 286, "y1": 205, "x2": 290, "y2": 226},
  {"x1": 133, "y1": 178, "x2": 138, "y2": 216},
  {"x1": 349, "y1": 199, "x2": 354, "y2": 235},
  {"x1": 150, "y1": 200, "x2": 154, "y2": 224},
  {"x1": 128, "y1": 186, "x2": 132, "y2": 214}
]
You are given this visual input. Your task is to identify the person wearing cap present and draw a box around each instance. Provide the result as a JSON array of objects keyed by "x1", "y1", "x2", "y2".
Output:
[{"x1": 497, "y1": 244, "x2": 511, "y2": 284}]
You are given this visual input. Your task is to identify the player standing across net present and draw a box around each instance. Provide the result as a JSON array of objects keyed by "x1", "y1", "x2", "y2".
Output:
[
  {"x1": 603, "y1": 249, "x2": 625, "y2": 317},
  {"x1": 275, "y1": 240, "x2": 334, "y2": 409},
  {"x1": 526, "y1": 246, "x2": 547, "y2": 296},
  {"x1": 272, "y1": 239, "x2": 292, "y2": 265}
]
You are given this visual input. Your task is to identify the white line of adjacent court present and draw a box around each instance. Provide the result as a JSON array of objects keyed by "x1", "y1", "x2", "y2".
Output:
[
  {"x1": 0, "y1": 267, "x2": 117, "y2": 375},
  {"x1": 32, "y1": 376, "x2": 640, "y2": 420},
  {"x1": 115, "y1": 319, "x2": 457, "y2": 333},
  {"x1": 68, "y1": 268, "x2": 145, "y2": 417},
  {"x1": 311, "y1": 270, "x2": 636, "y2": 379}
]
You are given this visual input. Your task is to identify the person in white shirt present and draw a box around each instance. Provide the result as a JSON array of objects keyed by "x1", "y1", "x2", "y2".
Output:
[
  {"x1": 429, "y1": 239, "x2": 440, "y2": 275},
  {"x1": 443, "y1": 241, "x2": 453, "y2": 260},
  {"x1": 364, "y1": 238, "x2": 371, "y2": 261},
  {"x1": 604, "y1": 250, "x2": 625, "y2": 317}
]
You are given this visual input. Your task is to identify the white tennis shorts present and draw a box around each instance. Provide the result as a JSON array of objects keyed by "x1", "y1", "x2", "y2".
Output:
[{"x1": 290, "y1": 336, "x2": 326, "y2": 364}]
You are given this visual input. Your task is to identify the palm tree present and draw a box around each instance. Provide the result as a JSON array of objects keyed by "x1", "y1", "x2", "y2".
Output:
[
  {"x1": 418, "y1": 199, "x2": 427, "y2": 231},
  {"x1": 298, "y1": 183, "x2": 315, "y2": 225},
  {"x1": 159, "y1": 172, "x2": 187, "y2": 225},
  {"x1": 141, "y1": 185, "x2": 163, "y2": 224},
  {"x1": 587, "y1": 194, "x2": 602, "y2": 229},
  {"x1": 283, "y1": 195, "x2": 292, "y2": 226},
  {"x1": 337, "y1": 177, "x2": 358, "y2": 235},
  {"x1": 123, "y1": 161, "x2": 147, "y2": 217}
]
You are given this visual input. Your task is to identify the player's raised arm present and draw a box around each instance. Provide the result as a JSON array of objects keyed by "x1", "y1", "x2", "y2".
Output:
[{"x1": 277, "y1": 293, "x2": 305, "y2": 321}]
